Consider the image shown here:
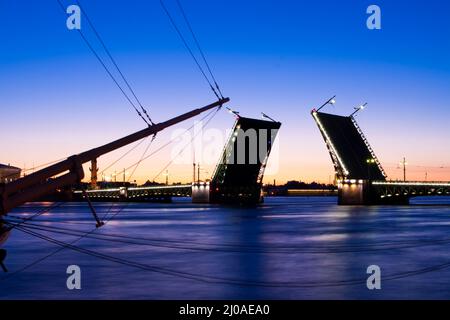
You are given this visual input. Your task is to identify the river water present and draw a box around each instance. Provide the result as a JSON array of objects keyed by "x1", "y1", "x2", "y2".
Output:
[{"x1": 1, "y1": 197, "x2": 450, "y2": 299}]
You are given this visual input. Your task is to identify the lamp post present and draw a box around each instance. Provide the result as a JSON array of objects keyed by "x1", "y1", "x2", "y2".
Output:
[
  {"x1": 226, "y1": 107, "x2": 240, "y2": 118},
  {"x1": 261, "y1": 112, "x2": 277, "y2": 122},
  {"x1": 350, "y1": 103, "x2": 368, "y2": 117},
  {"x1": 315, "y1": 95, "x2": 336, "y2": 113}
]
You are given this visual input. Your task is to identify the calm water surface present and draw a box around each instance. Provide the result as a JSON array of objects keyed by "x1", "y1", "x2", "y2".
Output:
[{"x1": 2, "y1": 197, "x2": 450, "y2": 299}]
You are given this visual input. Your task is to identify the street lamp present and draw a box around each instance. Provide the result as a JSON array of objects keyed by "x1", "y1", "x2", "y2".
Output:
[
  {"x1": 315, "y1": 95, "x2": 336, "y2": 113},
  {"x1": 366, "y1": 158, "x2": 376, "y2": 180},
  {"x1": 226, "y1": 107, "x2": 240, "y2": 117},
  {"x1": 350, "y1": 103, "x2": 368, "y2": 117},
  {"x1": 261, "y1": 112, "x2": 277, "y2": 122}
]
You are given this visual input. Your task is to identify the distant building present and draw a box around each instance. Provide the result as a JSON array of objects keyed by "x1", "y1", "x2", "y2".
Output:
[{"x1": 0, "y1": 164, "x2": 21, "y2": 184}]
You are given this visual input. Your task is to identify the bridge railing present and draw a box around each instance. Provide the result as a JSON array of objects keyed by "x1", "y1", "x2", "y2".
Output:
[
  {"x1": 311, "y1": 111, "x2": 349, "y2": 178},
  {"x1": 371, "y1": 180, "x2": 450, "y2": 199},
  {"x1": 350, "y1": 116, "x2": 387, "y2": 179},
  {"x1": 210, "y1": 118, "x2": 239, "y2": 184},
  {"x1": 372, "y1": 181, "x2": 450, "y2": 187}
]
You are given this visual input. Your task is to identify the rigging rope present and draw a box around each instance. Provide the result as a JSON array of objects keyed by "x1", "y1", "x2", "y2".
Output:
[
  {"x1": 0, "y1": 105, "x2": 221, "y2": 279},
  {"x1": 8, "y1": 224, "x2": 450, "y2": 288},
  {"x1": 0, "y1": 0, "x2": 229, "y2": 280},
  {"x1": 0, "y1": 203, "x2": 126, "y2": 282},
  {"x1": 0, "y1": 130, "x2": 155, "y2": 280},
  {"x1": 152, "y1": 105, "x2": 220, "y2": 182},
  {"x1": 99, "y1": 137, "x2": 148, "y2": 176},
  {"x1": 159, "y1": 0, "x2": 221, "y2": 100},
  {"x1": 8, "y1": 213, "x2": 450, "y2": 250},
  {"x1": 1, "y1": 157, "x2": 67, "y2": 181},
  {"x1": 122, "y1": 106, "x2": 220, "y2": 174},
  {"x1": 175, "y1": 0, "x2": 224, "y2": 98},
  {"x1": 10, "y1": 220, "x2": 450, "y2": 255},
  {"x1": 126, "y1": 134, "x2": 157, "y2": 183},
  {"x1": 0, "y1": 141, "x2": 152, "y2": 282},
  {"x1": 56, "y1": 0, "x2": 150, "y2": 126},
  {"x1": 22, "y1": 157, "x2": 66, "y2": 173},
  {"x1": 3, "y1": 202, "x2": 64, "y2": 232},
  {"x1": 75, "y1": 0, "x2": 154, "y2": 125}
]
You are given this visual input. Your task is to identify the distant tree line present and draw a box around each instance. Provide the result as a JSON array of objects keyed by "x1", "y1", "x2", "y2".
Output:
[{"x1": 283, "y1": 180, "x2": 335, "y2": 190}]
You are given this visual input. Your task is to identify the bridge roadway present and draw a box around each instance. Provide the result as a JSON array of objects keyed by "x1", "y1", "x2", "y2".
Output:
[
  {"x1": 373, "y1": 181, "x2": 450, "y2": 199},
  {"x1": 77, "y1": 180, "x2": 450, "y2": 204},
  {"x1": 338, "y1": 179, "x2": 450, "y2": 205},
  {"x1": 74, "y1": 184, "x2": 192, "y2": 202}
]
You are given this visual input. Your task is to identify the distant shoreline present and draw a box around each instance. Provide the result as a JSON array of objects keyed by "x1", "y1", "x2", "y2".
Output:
[{"x1": 264, "y1": 189, "x2": 338, "y2": 197}]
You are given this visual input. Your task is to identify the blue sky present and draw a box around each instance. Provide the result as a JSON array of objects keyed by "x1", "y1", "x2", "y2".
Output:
[{"x1": 1, "y1": 0, "x2": 450, "y2": 183}]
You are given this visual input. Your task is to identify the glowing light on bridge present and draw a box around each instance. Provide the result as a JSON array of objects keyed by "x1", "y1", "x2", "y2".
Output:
[{"x1": 312, "y1": 111, "x2": 350, "y2": 177}]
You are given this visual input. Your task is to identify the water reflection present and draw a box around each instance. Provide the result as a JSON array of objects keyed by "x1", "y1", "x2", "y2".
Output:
[
  {"x1": 2, "y1": 197, "x2": 450, "y2": 299},
  {"x1": 0, "y1": 249, "x2": 7, "y2": 272},
  {"x1": 225, "y1": 208, "x2": 265, "y2": 298},
  {"x1": 0, "y1": 221, "x2": 9, "y2": 272},
  {"x1": 0, "y1": 222, "x2": 9, "y2": 246}
]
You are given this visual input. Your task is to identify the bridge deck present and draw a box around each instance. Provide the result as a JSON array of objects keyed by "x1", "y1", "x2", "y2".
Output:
[
  {"x1": 209, "y1": 116, "x2": 281, "y2": 204},
  {"x1": 74, "y1": 184, "x2": 192, "y2": 201},
  {"x1": 372, "y1": 181, "x2": 450, "y2": 199},
  {"x1": 312, "y1": 111, "x2": 385, "y2": 180}
]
